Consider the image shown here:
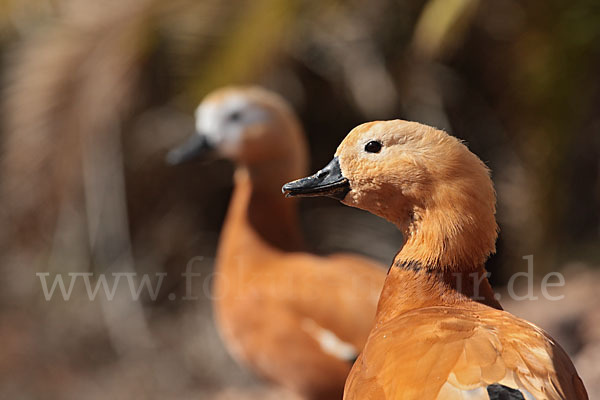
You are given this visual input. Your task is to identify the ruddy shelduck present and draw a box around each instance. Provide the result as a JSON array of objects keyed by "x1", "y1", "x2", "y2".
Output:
[
  {"x1": 168, "y1": 87, "x2": 387, "y2": 399},
  {"x1": 283, "y1": 120, "x2": 588, "y2": 400}
]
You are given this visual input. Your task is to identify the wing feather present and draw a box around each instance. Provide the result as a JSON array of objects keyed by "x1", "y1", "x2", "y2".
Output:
[{"x1": 343, "y1": 306, "x2": 588, "y2": 400}]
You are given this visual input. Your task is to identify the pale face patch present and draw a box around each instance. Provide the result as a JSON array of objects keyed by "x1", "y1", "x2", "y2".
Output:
[
  {"x1": 301, "y1": 318, "x2": 357, "y2": 361},
  {"x1": 195, "y1": 95, "x2": 271, "y2": 158}
]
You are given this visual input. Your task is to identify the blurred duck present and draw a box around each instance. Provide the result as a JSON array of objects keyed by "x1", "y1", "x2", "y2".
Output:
[
  {"x1": 168, "y1": 87, "x2": 386, "y2": 399},
  {"x1": 283, "y1": 120, "x2": 588, "y2": 400}
]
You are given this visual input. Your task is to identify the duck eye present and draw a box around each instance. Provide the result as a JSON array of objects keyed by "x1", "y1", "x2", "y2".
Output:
[
  {"x1": 228, "y1": 110, "x2": 242, "y2": 122},
  {"x1": 364, "y1": 140, "x2": 382, "y2": 153}
]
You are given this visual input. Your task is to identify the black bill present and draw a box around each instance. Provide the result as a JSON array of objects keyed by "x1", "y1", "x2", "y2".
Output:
[
  {"x1": 166, "y1": 134, "x2": 214, "y2": 165},
  {"x1": 282, "y1": 157, "x2": 350, "y2": 201}
]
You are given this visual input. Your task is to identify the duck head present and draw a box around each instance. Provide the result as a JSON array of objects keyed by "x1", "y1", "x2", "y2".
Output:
[
  {"x1": 167, "y1": 86, "x2": 308, "y2": 184},
  {"x1": 283, "y1": 120, "x2": 498, "y2": 269}
]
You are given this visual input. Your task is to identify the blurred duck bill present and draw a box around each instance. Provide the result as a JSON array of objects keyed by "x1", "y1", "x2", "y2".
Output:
[{"x1": 166, "y1": 134, "x2": 214, "y2": 165}]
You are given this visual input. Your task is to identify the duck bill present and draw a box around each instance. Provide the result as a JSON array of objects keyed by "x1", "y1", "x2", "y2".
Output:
[
  {"x1": 282, "y1": 157, "x2": 350, "y2": 201},
  {"x1": 166, "y1": 134, "x2": 214, "y2": 165}
]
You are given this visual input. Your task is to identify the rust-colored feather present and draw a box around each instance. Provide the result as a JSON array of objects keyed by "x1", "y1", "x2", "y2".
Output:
[
  {"x1": 345, "y1": 306, "x2": 586, "y2": 400},
  {"x1": 175, "y1": 88, "x2": 388, "y2": 400},
  {"x1": 288, "y1": 120, "x2": 590, "y2": 400},
  {"x1": 214, "y1": 172, "x2": 386, "y2": 399}
]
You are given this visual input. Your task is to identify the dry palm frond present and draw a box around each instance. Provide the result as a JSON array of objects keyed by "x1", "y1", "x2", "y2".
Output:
[
  {"x1": 1, "y1": 0, "x2": 161, "y2": 355},
  {"x1": 411, "y1": 0, "x2": 480, "y2": 61}
]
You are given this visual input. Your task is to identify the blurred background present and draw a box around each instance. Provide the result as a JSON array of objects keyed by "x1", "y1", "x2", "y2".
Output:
[{"x1": 0, "y1": 0, "x2": 599, "y2": 398}]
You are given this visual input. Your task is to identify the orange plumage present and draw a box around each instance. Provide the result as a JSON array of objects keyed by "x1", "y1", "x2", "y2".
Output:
[
  {"x1": 169, "y1": 87, "x2": 386, "y2": 399},
  {"x1": 283, "y1": 120, "x2": 588, "y2": 399}
]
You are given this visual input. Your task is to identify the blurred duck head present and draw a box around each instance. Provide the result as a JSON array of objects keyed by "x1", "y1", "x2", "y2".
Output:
[{"x1": 167, "y1": 86, "x2": 307, "y2": 180}]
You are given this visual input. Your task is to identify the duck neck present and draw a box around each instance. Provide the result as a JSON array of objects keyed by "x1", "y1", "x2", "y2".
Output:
[
  {"x1": 226, "y1": 157, "x2": 306, "y2": 253},
  {"x1": 374, "y1": 193, "x2": 501, "y2": 322},
  {"x1": 395, "y1": 181, "x2": 498, "y2": 270},
  {"x1": 376, "y1": 258, "x2": 502, "y2": 324}
]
